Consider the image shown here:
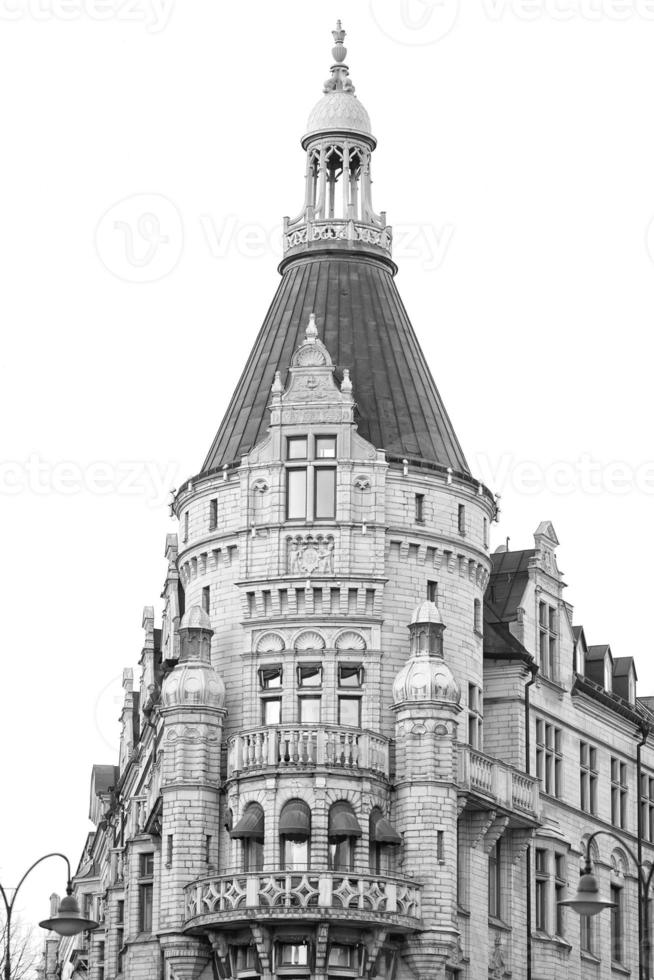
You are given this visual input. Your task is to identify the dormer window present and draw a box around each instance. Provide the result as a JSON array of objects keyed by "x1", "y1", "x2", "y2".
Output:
[{"x1": 285, "y1": 435, "x2": 337, "y2": 521}]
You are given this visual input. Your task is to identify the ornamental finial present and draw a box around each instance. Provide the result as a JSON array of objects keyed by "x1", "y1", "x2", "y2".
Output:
[
  {"x1": 332, "y1": 20, "x2": 346, "y2": 62},
  {"x1": 305, "y1": 313, "x2": 318, "y2": 342},
  {"x1": 324, "y1": 20, "x2": 355, "y2": 94}
]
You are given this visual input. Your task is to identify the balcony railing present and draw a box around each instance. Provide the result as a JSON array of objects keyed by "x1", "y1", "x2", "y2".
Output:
[
  {"x1": 184, "y1": 870, "x2": 421, "y2": 931},
  {"x1": 456, "y1": 744, "x2": 540, "y2": 818},
  {"x1": 227, "y1": 725, "x2": 390, "y2": 779}
]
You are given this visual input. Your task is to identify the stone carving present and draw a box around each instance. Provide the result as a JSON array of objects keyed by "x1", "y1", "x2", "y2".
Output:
[
  {"x1": 287, "y1": 535, "x2": 334, "y2": 575},
  {"x1": 256, "y1": 631, "x2": 285, "y2": 653},
  {"x1": 294, "y1": 630, "x2": 326, "y2": 651},
  {"x1": 489, "y1": 934, "x2": 507, "y2": 978},
  {"x1": 334, "y1": 630, "x2": 366, "y2": 651},
  {"x1": 354, "y1": 474, "x2": 371, "y2": 490}
]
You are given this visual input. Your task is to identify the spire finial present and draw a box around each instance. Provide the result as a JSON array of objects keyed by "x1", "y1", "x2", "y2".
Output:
[
  {"x1": 305, "y1": 313, "x2": 318, "y2": 342},
  {"x1": 324, "y1": 20, "x2": 355, "y2": 95},
  {"x1": 332, "y1": 20, "x2": 346, "y2": 62}
]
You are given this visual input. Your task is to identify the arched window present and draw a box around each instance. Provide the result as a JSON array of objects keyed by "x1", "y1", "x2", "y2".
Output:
[
  {"x1": 369, "y1": 808, "x2": 401, "y2": 874},
  {"x1": 279, "y1": 799, "x2": 311, "y2": 870},
  {"x1": 328, "y1": 801, "x2": 362, "y2": 872},
  {"x1": 230, "y1": 803, "x2": 264, "y2": 873}
]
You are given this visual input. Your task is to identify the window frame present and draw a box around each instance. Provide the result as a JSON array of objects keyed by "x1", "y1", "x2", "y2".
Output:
[{"x1": 284, "y1": 433, "x2": 338, "y2": 522}]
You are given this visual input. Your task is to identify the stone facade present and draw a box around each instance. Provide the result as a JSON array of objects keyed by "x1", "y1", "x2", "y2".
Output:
[{"x1": 39, "y1": 23, "x2": 654, "y2": 980}]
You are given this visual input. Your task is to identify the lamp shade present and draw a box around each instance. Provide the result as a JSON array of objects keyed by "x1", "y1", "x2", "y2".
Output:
[
  {"x1": 558, "y1": 872, "x2": 616, "y2": 917},
  {"x1": 39, "y1": 893, "x2": 99, "y2": 936}
]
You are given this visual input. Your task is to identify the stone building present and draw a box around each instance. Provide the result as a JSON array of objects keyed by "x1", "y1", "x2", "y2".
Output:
[{"x1": 40, "y1": 22, "x2": 654, "y2": 980}]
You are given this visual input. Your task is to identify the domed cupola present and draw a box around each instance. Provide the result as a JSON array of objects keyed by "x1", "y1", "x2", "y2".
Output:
[
  {"x1": 161, "y1": 606, "x2": 225, "y2": 710},
  {"x1": 305, "y1": 21, "x2": 372, "y2": 140},
  {"x1": 392, "y1": 601, "x2": 461, "y2": 706},
  {"x1": 283, "y1": 21, "x2": 391, "y2": 265}
]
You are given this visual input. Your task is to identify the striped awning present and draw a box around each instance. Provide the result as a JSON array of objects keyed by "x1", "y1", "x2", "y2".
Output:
[
  {"x1": 328, "y1": 802, "x2": 362, "y2": 841},
  {"x1": 370, "y1": 811, "x2": 402, "y2": 845},
  {"x1": 230, "y1": 805, "x2": 264, "y2": 840},
  {"x1": 279, "y1": 800, "x2": 311, "y2": 838}
]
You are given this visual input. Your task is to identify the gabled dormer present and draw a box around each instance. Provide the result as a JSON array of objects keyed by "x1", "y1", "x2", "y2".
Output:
[
  {"x1": 613, "y1": 656, "x2": 637, "y2": 704},
  {"x1": 88, "y1": 764, "x2": 118, "y2": 826},
  {"x1": 586, "y1": 644, "x2": 613, "y2": 692}
]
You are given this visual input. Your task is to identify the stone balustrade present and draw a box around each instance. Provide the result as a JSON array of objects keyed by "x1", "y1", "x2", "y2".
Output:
[
  {"x1": 227, "y1": 725, "x2": 390, "y2": 779},
  {"x1": 184, "y1": 870, "x2": 421, "y2": 931},
  {"x1": 456, "y1": 744, "x2": 540, "y2": 818},
  {"x1": 282, "y1": 219, "x2": 393, "y2": 256}
]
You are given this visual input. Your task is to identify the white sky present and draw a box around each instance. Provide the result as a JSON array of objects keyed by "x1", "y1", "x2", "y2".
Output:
[{"x1": 1, "y1": 0, "x2": 653, "y2": 939}]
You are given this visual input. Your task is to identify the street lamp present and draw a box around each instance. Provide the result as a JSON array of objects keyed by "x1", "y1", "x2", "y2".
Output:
[
  {"x1": 558, "y1": 830, "x2": 654, "y2": 980},
  {"x1": 0, "y1": 853, "x2": 98, "y2": 980}
]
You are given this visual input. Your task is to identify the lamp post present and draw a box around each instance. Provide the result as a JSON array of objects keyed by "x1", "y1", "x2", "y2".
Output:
[
  {"x1": 559, "y1": 830, "x2": 654, "y2": 980},
  {"x1": 0, "y1": 853, "x2": 98, "y2": 980}
]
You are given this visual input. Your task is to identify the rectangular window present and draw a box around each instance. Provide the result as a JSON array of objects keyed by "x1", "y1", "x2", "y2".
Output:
[
  {"x1": 538, "y1": 600, "x2": 557, "y2": 679},
  {"x1": 328, "y1": 946, "x2": 355, "y2": 969},
  {"x1": 183, "y1": 510, "x2": 189, "y2": 543},
  {"x1": 483, "y1": 517, "x2": 489, "y2": 548},
  {"x1": 458, "y1": 504, "x2": 465, "y2": 534},
  {"x1": 611, "y1": 757, "x2": 628, "y2": 829},
  {"x1": 243, "y1": 837, "x2": 264, "y2": 873},
  {"x1": 338, "y1": 696, "x2": 361, "y2": 728},
  {"x1": 488, "y1": 841, "x2": 501, "y2": 919},
  {"x1": 535, "y1": 720, "x2": 562, "y2": 798},
  {"x1": 580, "y1": 742, "x2": 598, "y2": 814},
  {"x1": 138, "y1": 853, "x2": 154, "y2": 933},
  {"x1": 641, "y1": 775, "x2": 654, "y2": 842},
  {"x1": 611, "y1": 884, "x2": 623, "y2": 962},
  {"x1": 298, "y1": 664, "x2": 322, "y2": 687},
  {"x1": 166, "y1": 834, "x2": 173, "y2": 867},
  {"x1": 201, "y1": 586, "x2": 210, "y2": 615},
  {"x1": 116, "y1": 900, "x2": 124, "y2": 973},
  {"x1": 580, "y1": 912, "x2": 593, "y2": 954},
  {"x1": 287, "y1": 436, "x2": 308, "y2": 459},
  {"x1": 427, "y1": 580, "x2": 438, "y2": 604},
  {"x1": 97, "y1": 941, "x2": 105, "y2": 980},
  {"x1": 262, "y1": 697, "x2": 282, "y2": 725},
  {"x1": 535, "y1": 848, "x2": 548, "y2": 932},
  {"x1": 299, "y1": 696, "x2": 321, "y2": 723},
  {"x1": 315, "y1": 435, "x2": 336, "y2": 458},
  {"x1": 314, "y1": 467, "x2": 336, "y2": 519},
  {"x1": 468, "y1": 684, "x2": 483, "y2": 750},
  {"x1": 473, "y1": 598, "x2": 481, "y2": 633},
  {"x1": 286, "y1": 468, "x2": 307, "y2": 519},
  {"x1": 278, "y1": 943, "x2": 308, "y2": 967},
  {"x1": 209, "y1": 498, "x2": 217, "y2": 530},
  {"x1": 338, "y1": 664, "x2": 363, "y2": 688},
  {"x1": 415, "y1": 493, "x2": 425, "y2": 523},
  {"x1": 554, "y1": 853, "x2": 566, "y2": 937},
  {"x1": 259, "y1": 666, "x2": 282, "y2": 689}
]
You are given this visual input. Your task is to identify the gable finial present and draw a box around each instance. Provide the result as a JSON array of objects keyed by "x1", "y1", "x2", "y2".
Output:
[{"x1": 305, "y1": 313, "x2": 318, "y2": 342}]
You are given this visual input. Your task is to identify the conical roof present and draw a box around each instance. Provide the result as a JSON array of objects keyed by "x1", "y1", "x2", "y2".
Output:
[
  {"x1": 200, "y1": 24, "x2": 469, "y2": 477},
  {"x1": 201, "y1": 253, "x2": 469, "y2": 474}
]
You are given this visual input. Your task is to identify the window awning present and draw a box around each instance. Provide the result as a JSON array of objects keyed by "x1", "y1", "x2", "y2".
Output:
[
  {"x1": 328, "y1": 802, "x2": 362, "y2": 841},
  {"x1": 279, "y1": 801, "x2": 311, "y2": 839},
  {"x1": 370, "y1": 812, "x2": 402, "y2": 845},
  {"x1": 230, "y1": 806, "x2": 264, "y2": 840}
]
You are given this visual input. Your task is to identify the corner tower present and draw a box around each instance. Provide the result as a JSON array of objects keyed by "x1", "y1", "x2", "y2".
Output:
[{"x1": 171, "y1": 23, "x2": 499, "y2": 980}]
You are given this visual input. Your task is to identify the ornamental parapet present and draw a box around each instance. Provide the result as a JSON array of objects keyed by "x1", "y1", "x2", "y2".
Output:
[
  {"x1": 456, "y1": 743, "x2": 540, "y2": 821},
  {"x1": 227, "y1": 724, "x2": 390, "y2": 780},
  {"x1": 282, "y1": 218, "x2": 393, "y2": 259},
  {"x1": 184, "y1": 870, "x2": 421, "y2": 932}
]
